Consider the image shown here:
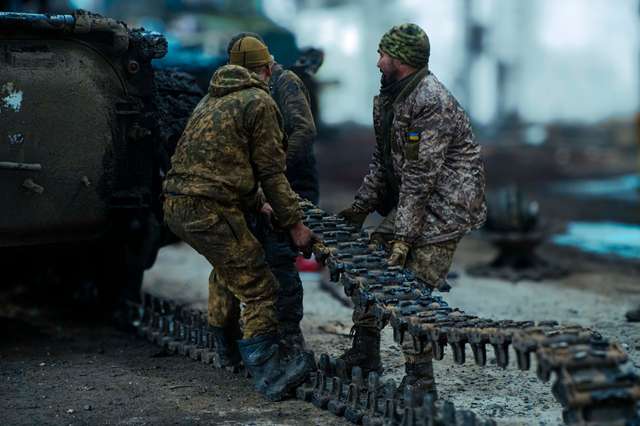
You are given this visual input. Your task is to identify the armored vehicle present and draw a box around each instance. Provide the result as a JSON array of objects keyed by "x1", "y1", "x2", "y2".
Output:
[{"x1": 0, "y1": 10, "x2": 202, "y2": 309}]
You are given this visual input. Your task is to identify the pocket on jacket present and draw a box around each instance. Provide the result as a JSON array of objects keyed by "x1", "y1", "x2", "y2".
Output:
[
  {"x1": 403, "y1": 130, "x2": 421, "y2": 160},
  {"x1": 405, "y1": 140, "x2": 420, "y2": 160}
]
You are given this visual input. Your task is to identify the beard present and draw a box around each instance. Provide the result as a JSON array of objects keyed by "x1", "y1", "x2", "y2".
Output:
[{"x1": 380, "y1": 65, "x2": 400, "y2": 86}]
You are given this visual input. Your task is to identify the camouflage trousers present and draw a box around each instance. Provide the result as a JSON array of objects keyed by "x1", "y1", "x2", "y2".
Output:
[
  {"x1": 163, "y1": 195, "x2": 278, "y2": 339},
  {"x1": 253, "y1": 217, "x2": 304, "y2": 339},
  {"x1": 355, "y1": 209, "x2": 458, "y2": 363}
]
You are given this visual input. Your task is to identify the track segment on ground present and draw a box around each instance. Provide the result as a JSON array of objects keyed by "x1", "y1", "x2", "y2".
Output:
[{"x1": 132, "y1": 201, "x2": 640, "y2": 425}]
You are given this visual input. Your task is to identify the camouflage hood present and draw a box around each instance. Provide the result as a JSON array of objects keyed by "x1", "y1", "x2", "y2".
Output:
[
  {"x1": 208, "y1": 64, "x2": 269, "y2": 97},
  {"x1": 164, "y1": 62, "x2": 302, "y2": 228}
]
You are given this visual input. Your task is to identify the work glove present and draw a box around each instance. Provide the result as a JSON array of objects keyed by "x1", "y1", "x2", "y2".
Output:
[
  {"x1": 337, "y1": 205, "x2": 369, "y2": 230},
  {"x1": 289, "y1": 222, "x2": 316, "y2": 258},
  {"x1": 369, "y1": 232, "x2": 387, "y2": 248},
  {"x1": 387, "y1": 240, "x2": 410, "y2": 268},
  {"x1": 311, "y1": 240, "x2": 333, "y2": 264}
]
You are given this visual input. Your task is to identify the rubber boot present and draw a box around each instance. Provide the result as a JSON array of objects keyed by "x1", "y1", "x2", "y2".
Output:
[
  {"x1": 396, "y1": 360, "x2": 437, "y2": 401},
  {"x1": 208, "y1": 326, "x2": 241, "y2": 368},
  {"x1": 238, "y1": 334, "x2": 316, "y2": 401},
  {"x1": 338, "y1": 326, "x2": 383, "y2": 376},
  {"x1": 279, "y1": 323, "x2": 307, "y2": 359}
]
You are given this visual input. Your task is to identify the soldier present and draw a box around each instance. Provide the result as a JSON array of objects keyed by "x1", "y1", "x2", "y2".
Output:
[
  {"x1": 225, "y1": 33, "x2": 319, "y2": 355},
  {"x1": 338, "y1": 24, "x2": 487, "y2": 399},
  {"x1": 163, "y1": 37, "x2": 316, "y2": 401}
]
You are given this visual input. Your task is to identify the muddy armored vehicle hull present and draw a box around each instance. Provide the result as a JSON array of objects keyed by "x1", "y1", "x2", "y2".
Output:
[{"x1": 0, "y1": 11, "x2": 202, "y2": 308}]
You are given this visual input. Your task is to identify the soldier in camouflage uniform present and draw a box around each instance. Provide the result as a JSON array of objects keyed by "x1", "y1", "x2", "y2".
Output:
[
  {"x1": 163, "y1": 37, "x2": 316, "y2": 401},
  {"x1": 226, "y1": 33, "x2": 319, "y2": 355},
  {"x1": 338, "y1": 24, "x2": 487, "y2": 399}
]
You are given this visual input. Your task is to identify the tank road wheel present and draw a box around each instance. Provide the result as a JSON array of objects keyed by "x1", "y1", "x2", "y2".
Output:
[
  {"x1": 98, "y1": 212, "x2": 164, "y2": 314},
  {"x1": 96, "y1": 243, "x2": 143, "y2": 310}
]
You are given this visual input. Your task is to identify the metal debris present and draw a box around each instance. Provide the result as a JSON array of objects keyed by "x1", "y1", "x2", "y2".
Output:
[{"x1": 467, "y1": 186, "x2": 568, "y2": 282}]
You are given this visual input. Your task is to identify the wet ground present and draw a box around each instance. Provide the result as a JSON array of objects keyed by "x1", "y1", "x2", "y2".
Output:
[
  {"x1": 2, "y1": 235, "x2": 640, "y2": 425},
  {"x1": 0, "y1": 292, "x2": 347, "y2": 425}
]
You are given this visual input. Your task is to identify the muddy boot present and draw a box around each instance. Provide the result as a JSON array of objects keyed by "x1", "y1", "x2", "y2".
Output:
[
  {"x1": 338, "y1": 326, "x2": 383, "y2": 376},
  {"x1": 209, "y1": 326, "x2": 241, "y2": 368},
  {"x1": 396, "y1": 360, "x2": 437, "y2": 401},
  {"x1": 238, "y1": 334, "x2": 316, "y2": 401},
  {"x1": 279, "y1": 323, "x2": 307, "y2": 359}
]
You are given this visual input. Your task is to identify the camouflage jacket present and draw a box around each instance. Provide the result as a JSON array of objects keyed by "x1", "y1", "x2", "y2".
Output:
[
  {"x1": 270, "y1": 64, "x2": 319, "y2": 203},
  {"x1": 354, "y1": 69, "x2": 487, "y2": 245},
  {"x1": 163, "y1": 65, "x2": 302, "y2": 227}
]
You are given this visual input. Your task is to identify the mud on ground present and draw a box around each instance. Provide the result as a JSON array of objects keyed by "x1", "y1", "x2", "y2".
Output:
[
  {"x1": 2, "y1": 236, "x2": 640, "y2": 425},
  {"x1": 0, "y1": 306, "x2": 348, "y2": 425}
]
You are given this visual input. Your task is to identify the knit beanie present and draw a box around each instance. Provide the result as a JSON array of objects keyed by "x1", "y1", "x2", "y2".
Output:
[
  {"x1": 379, "y1": 23, "x2": 430, "y2": 69},
  {"x1": 229, "y1": 36, "x2": 272, "y2": 69}
]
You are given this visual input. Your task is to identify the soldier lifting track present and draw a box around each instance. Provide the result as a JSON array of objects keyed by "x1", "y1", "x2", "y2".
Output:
[
  {"x1": 337, "y1": 23, "x2": 487, "y2": 401},
  {"x1": 162, "y1": 36, "x2": 316, "y2": 401},
  {"x1": 225, "y1": 32, "x2": 319, "y2": 356}
]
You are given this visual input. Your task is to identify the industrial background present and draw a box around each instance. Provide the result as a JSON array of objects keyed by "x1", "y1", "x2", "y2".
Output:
[{"x1": 1, "y1": 1, "x2": 639, "y2": 425}]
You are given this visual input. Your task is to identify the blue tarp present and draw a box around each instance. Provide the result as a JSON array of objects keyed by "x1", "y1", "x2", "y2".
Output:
[{"x1": 553, "y1": 221, "x2": 640, "y2": 260}]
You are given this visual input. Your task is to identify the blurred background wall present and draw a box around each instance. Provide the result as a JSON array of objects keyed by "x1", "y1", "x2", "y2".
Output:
[{"x1": 2, "y1": 0, "x2": 639, "y2": 256}]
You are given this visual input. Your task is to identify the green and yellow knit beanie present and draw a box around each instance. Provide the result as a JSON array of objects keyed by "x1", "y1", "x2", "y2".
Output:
[{"x1": 379, "y1": 23, "x2": 430, "y2": 69}]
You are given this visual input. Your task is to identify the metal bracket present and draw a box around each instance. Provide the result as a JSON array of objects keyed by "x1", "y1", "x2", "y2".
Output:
[{"x1": 0, "y1": 161, "x2": 42, "y2": 171}]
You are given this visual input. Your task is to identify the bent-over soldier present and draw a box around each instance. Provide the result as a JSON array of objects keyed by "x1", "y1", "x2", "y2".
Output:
[
  {"x1": 163, "y1": 37, "x2": 315, "y2": 401},
  {"x1": 226, "y1": 32, "x2": 319, "y2": 355}
]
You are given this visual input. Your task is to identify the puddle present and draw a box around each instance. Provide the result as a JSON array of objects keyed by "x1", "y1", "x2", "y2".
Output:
[
  {"x1": 553, "y1": 174, "x2": 639, "y2": 202},
  {"x1": 1, "y1": 82, "x2": 23, "y2": 113},
  {"x1": 553, "y1": 221, "x2": 640, "y2": 259}
]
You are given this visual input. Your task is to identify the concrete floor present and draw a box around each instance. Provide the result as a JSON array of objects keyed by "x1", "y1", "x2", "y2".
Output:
[{"x1": 141, "y1": 236, "x2": 640, "y2": 425}]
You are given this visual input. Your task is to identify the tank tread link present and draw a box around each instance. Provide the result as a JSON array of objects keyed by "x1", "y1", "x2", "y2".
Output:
[
  {"x1": 132, "y1": 295, "x2": 495, "y2": 426},
  {"x1": 131, "y1": 201, "x2": 640, "y2": 425}
]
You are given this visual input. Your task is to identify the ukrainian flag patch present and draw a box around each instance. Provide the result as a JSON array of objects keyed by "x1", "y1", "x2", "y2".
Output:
[
  {"x1": 406, "y1": 131, "x2": 420, "y2": 141},
  {"x1": 405, "y1": 131, "x2": 421, "y2": 160}
]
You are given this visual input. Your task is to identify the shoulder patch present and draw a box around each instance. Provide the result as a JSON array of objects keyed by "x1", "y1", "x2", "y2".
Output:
[
  {"x1": 406, "y1": 131, "x2": 421, "y2": 141},
  {"x1": 405, "y1": 130, "x2": 421, "y2": 160}
]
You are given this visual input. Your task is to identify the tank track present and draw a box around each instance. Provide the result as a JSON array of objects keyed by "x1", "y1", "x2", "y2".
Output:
[
  {"x1": 131, "y1": 201, "x2": 640, "y2": 425},
  {"x1": 131, "y1": 295, "x2": 495, "y2": 425}
]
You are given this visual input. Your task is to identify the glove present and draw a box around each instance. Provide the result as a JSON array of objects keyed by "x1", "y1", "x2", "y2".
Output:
[
  {"x1": 337, "y1": 205, "x2": 368, "y2": 229},
  {"x1": 369, "y1": 232, "x2": 387, "y2": 248},
  {"x1": 387, "y1": 240, "x2": 410, "y2": 267},
  {"x1": 311, "y1": 240, "x2": 333, "y2": 264}
]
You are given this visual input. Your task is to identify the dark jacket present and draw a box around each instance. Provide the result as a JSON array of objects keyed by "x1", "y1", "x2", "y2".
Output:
[{"x1": 270, "y1": 64, "x2": 319, "y2": 204}]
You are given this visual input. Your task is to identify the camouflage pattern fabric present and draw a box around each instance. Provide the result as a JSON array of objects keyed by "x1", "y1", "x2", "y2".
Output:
[
  {"x1": 162, "y1": 64, "x2": 307, "y2": 339},
  {"x1": 379, "y1": 23, "x2": 430, "y2": 69},
  {"x1": 353, "y1": 70, "x2": 487, "y2": 245},
  {"x1": 207, "y1": 268, "x2": 241, "y2": 339},
  {"x1": 163, "y1": 64, "x2": 303, "y2": 228},
  {"x1": 239, "y1": 64, "x2": 316, "y2": 352},
  {"x1": 352, "y1": 235, "x2": 457, "y2": 330},
  {"x1": 262, "y1": 63, "x2": 317, "y2": 346},
  {"x1": 351, "y1": 235, "x2": 457, "y2": 364},
  {"x1": 402, "y1": 338, "x2": 434, "y2": 365},
  {"x1": 270, "y1": 64, "x2": 319, "y2": 204},
  {"x1": 370, "y1": 208, "x2": 458, "y2": 288},
  {"x1": 163, "y1": 196, "x2": 278, "y2": 338},
  {"x1": 254, "y1": 217, "x2": 305, "y2": 347}
]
